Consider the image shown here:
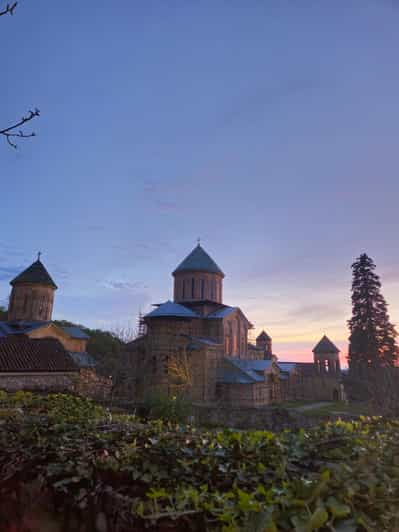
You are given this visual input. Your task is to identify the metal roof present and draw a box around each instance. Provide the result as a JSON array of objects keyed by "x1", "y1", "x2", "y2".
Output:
[
  {"x1": 10, "y1": 260, "x2": 57, "y2": 289},
  {"x1": 312, "y1": 335, "x2": 340, "y2": 354},
  {"x1": 4, "y1": 321, "x2": 52, "y2": 335},
  {"x1": 207, "y1": 306, "x2": 237, "y2": 319},
  {"x1": 218, "y1": 357, "x2": 273, "y2": 384},
  {"x1": 228, "y1": 358, "x2": 273, "y2": 373},
  {"x1": 62, "y1": 326, "x2": 90, "y2": 340},
  {"x1": 173, "y1": 244, "x2": 224, "y2": 276},
  {"x1": 278, "y1": 362, "x2": 297, "y2": 373},
  {"x1": 145, "y1": 300, "x2": 200, "y2": 319},
  {"x1": 68, "y1": 351, "x2": 97, "y2": 368},
  {"x1": 257, "y1": 330, "x2": 271, "y2": 341}
]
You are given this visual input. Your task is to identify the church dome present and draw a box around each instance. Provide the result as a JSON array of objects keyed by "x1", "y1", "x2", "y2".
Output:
[
  {"x1": 173, "y1": 244, "x2": 224, "y2": 277},
  {"x1": 173, "y1": 244, "x2": 224, "y2": 304}
]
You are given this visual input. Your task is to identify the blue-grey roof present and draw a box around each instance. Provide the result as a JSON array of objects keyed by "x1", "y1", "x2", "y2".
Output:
[
  {"x1": 3, "y1": 321, "x2": 51, "y2": 335},
  {"x1": 228, "y1": 358, "x2": 274, "y2": 372},
  {"x1": 278, "y1": 362, "x2": 297, "y2": 373},
  {"x1": 145, "y1": 300, "x2": 200, "y2": 319},
  {"x1": 207, "y1": 306, "x2": 237, "y2": 319},
  {"x1": 68, "y1": 351, "x2": 97, "y2": 368},
  {"x1": 62, "y1": 326, "x2": 90, "y2": 340},
  {"x1": 218, "y1": 357, "x2": 273, "y2": 385},
  {"x1": 184, "y1": 335, "x2": 221, "y2": 350},
  {"x1": 173, "y1": 245, "x2": 224, "y2": 276}
]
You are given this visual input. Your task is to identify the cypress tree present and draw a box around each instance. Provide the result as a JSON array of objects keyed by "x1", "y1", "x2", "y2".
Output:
[{"x1": 348, "y1": 253, "x2": 398, "y2": 371}]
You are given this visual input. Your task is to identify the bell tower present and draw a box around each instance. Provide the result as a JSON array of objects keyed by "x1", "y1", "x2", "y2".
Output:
[
  {"x1": 8, "y1": 255, "x2": 58, "y2": 322},
  {"x1": 313, "y1": 335, "x2": 341, "y2": 374},
  {"x1": 256, "y1": 330, "x2": 272, "y2": 359}
]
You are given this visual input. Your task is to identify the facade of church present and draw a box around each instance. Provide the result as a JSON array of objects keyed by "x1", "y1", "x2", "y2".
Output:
[{"x1": 126, "y1": 244, "x2": 343, "y2": 406}]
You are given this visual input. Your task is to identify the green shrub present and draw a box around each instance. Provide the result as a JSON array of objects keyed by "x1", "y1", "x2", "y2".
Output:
[{"x1": 143, "y1": 390, "x2": 192, "y2": 424}]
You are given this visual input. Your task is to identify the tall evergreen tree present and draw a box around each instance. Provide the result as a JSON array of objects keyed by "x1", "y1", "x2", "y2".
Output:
[{"x1": 348, "y1": 253, "x2": 398, "y2": 370}]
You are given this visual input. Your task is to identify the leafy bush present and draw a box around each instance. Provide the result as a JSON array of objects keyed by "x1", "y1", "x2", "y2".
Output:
[
  {"x1": 143, "y1": 390, "x2": 193, "y2": 423},
  {"x1": 1, "y1": 393, "x2": 399, "y2": 530}
]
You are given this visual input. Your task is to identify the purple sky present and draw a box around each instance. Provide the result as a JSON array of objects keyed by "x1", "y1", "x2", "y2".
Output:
[{"x1": 2, "y1": 1, "x2": 399, "y2": 363}]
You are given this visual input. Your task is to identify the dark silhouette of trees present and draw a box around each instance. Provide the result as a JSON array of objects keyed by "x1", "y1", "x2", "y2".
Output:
[
  {"x1": 348, "y1": 253, "x2": 398, "y2": 372},
  {"x1": 1, "y1": 2, "x2": 40, "y2": 148}
]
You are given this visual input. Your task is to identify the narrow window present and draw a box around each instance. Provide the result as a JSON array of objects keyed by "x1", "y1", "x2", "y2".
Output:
[
  {"x1": 191, "y1": 278, "x2": 195, "y2": 299},
  {"x1": 201, "y1": 279, "x2": 205, "y2": 299},
  {"x1": 182, "y1": 279, "x2": 186, "y2": 299}
]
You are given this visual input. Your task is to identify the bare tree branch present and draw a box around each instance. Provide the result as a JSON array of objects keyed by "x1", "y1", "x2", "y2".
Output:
[
  {"x1": 0, "y1": 109, "x2": 40, "y2": 148},
  {"x1": 0, "y1": 2, "x2": 17, "y2": 17},
  {"x1": 1, "y1": 3, "x2": 41, "y2": 148}
]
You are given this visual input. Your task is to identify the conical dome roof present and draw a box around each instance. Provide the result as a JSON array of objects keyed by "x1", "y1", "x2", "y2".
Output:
[
  {"x1": 173, "y1": 244, "x2": 224, "y2": 277},
  {"x1": 10, "y1": 260, "x2": 57, "y2": 289},
  {"x1": 312, "y1": 335, "x2": 339, "y2": 354}
]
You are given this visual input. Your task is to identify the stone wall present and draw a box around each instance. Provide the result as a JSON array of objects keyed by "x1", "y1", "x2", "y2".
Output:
[
  {"x1": 8, "y1": 283, "x2": 55, "y2": 321},
  {"x1": 193, "y1": 404, "x2": 327, "y2": 431},
  {"x1": 0, "y1": 372, "x2": 75, "y2": 392}
]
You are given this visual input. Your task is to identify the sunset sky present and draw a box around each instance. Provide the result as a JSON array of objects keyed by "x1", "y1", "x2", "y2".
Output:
[{"x1": 2, "y1": 1, "x2": 399, "y2": 364}]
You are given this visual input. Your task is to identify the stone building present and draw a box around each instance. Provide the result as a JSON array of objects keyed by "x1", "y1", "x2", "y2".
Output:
[
  {"x1": 126, "y1": 244, "x2": 343, "y2": 407},
  {"x1": 0, "y1": 257, "x2": 109, "y2": 397}
]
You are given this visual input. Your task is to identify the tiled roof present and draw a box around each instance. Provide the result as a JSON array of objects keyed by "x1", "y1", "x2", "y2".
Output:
[
  {"x1": 312, "y1": 335, "x2": 340, "y2": 354},
  {"x1": 0, "y1": 335, "x2": 79, "y2": 373},
  {"x1": 68, "y1": 351, "x2": 97, "y2": 368},
  {"x1": 10, "y1": 260, "x2": 57, "y2": 289},
  {"x1": 62, "y1": 326, "x2": 90, "y2": 340},
  {"x1": 173, "y1": 245, "x2": 224, "y2": 276},
  {"x1": 145, "y1": 301, "x2": 200, "y2": 319}
]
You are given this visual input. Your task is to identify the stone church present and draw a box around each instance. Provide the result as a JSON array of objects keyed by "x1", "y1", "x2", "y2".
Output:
[
  {"x1": 126, "y1": 244, "x2": 343, "y2": 406},
  {"x1": 0, "y1": 256, "x2": 108, "y2": 396}
]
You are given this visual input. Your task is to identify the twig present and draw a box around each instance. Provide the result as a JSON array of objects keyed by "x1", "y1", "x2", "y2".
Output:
[
  {"x1": 0, "y1": 2, "x2": 17, "y2": 17},
  {"x1": 0, "y1": 109, "x2": 40, "y2": 148}
]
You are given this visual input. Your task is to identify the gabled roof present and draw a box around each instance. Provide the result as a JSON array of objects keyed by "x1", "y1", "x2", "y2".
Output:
[
  {"x1": 144, "y1": 300, "x2": 200, "y2": 319},
  {"x1": 173, "y1": 244, "x2": 224, "y2": 277},
  {"x1": 312, "y1": 335, "x2": 340, "y2": 354},
  {"x1": 61, "y1": 326, "x2": 90, "y2": 340},
  {"x1": 10, "y1": 260, "x2": 57, "y2": 289},
  {"x1": 218, "y1": 357, "x2": 276, "y2": 385},
  {"x1": 257, "y1": 330, "x2": 271, "y2": 341},
  {"x1": 0, "y1": 335, "x2": 78, "y2": 373}
]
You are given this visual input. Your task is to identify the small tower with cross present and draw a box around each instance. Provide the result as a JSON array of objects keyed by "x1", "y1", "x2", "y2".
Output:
[{"x1": 8, "y1": 253, "x2": 58, "y2": 322}]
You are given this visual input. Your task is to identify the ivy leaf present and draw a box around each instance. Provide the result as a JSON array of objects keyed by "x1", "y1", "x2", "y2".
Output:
[{"x1": 309, "y1": 507, "x2": 328, "y2": 530}]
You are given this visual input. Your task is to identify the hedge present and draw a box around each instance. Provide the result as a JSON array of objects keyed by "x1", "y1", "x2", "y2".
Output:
[{"x1": 0, "y1": 392, "x2": 398, "y2": 531}]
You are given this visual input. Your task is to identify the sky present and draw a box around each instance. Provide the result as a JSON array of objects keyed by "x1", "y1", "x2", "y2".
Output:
[{"x1": 1, "y1": 1, "x2": 399, "y2": 364}]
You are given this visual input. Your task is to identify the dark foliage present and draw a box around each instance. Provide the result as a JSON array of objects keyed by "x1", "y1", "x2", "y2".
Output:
[
  {"x1": 1, "y1": 393, "x2": 399, "y2": 531},
  {"x1": 348, "y1": 253, "x2": 398, "y2": 371},
  {"x1": 52, "y1": 320, "x2": 125, "y2": 379},
  {"x1": 0, "y1": 306, "x2": 7, "y2": 321}
]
